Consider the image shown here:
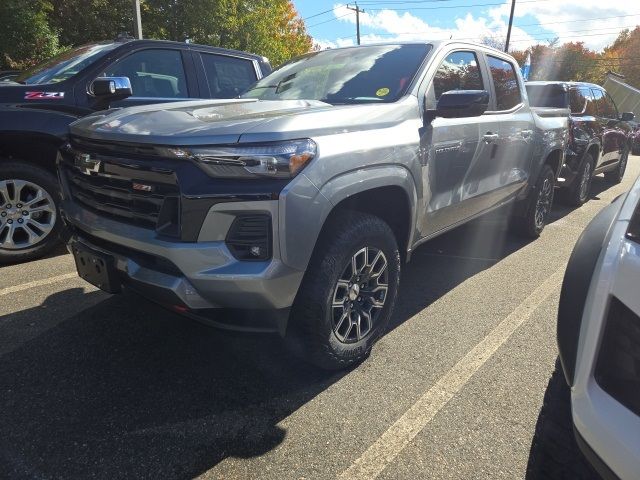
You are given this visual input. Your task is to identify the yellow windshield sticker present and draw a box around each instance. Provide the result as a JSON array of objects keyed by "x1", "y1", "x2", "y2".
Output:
[{"x1": 376, "y1": 87, "x2": 390, "y2": 97}]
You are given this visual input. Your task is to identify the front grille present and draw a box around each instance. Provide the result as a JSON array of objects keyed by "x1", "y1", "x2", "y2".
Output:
[
  {"x1": 595, "y1": 296, "x2": 640, "y2": 416},
  {"x1": 61, "y1": 145, "x2": 181, "y2": 234},
  {"x1": 225, "y1": 214, "x2": 272, "y2": 261}
]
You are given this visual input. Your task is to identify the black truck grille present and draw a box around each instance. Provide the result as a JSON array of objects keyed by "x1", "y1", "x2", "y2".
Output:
[
  {"x1": 67, "y1": 168, "x2": 170, "y2": 229},
  {"x1": 61, "y1": 141, "x2": 181, "y2": 235}
]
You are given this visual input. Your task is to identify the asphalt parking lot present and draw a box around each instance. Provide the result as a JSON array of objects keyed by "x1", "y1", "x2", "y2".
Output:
[{"x1": 1, "y1": 158, "x2": 638, "y2": 480}]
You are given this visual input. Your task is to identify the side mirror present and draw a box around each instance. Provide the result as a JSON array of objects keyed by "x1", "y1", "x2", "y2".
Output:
[
  {"x1": 431, "y1": 90, "x2": 490, "y2": 119},
  {"x1": 621, "y1": 112, "x2": 635, "y2": 122},
  {"x1": 89, "y1": 76, "x2": 132, "y2": 109}
]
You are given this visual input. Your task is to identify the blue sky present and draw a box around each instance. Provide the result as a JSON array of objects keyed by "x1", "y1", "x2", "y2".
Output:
[{"x1": 292, "y1": 0, "x2": 637, "y2": 52}]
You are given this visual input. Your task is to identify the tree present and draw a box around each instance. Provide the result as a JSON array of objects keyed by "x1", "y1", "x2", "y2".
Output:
[
  {"x1": 602, "y1": 27, "x2": 640, "y2": 89},
  {"x1": 142, "y1": 0, "x2": 312, "y2": 66},
  {"x1": 47, "y1": 0, "x2": 135, "y2": 47},
  {"x1": 0, "y1": 0, "x2": 60, "y2": 70}
]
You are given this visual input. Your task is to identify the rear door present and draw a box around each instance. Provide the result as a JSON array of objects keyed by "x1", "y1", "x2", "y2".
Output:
[
  {"x1": 477, "y1": 53, "x2": 534, "y2": 206},
  {"x1": 591, "y1": 88, "x2": 625, "y2": 168},
  {"x1": 419, "y1": 49, "x2": 501, "y2": 236},
  {"x1": 194, "y1": 52, "x2": 260, "y2": 99}
]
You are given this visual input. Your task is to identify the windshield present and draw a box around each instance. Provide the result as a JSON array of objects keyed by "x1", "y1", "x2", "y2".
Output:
[
  {"x1": 242, "y1": 44, "x2": 431, "y2": 105},
  {"x1": 15, "y1": 43, "x2": 119, "y2": 85}
]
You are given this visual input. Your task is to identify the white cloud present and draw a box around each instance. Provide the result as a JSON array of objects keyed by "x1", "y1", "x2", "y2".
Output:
[
  {"x1": 489, "y1": 0, "x2": 630, "y2": 51},
  {"x1": 312, "y1": 0, "x2": 634, "y2": 52}
]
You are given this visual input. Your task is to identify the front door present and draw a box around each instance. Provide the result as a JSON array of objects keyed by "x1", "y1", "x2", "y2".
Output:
[{"x1": 419, "y1": 49, "x2": 503, "y2": 237}]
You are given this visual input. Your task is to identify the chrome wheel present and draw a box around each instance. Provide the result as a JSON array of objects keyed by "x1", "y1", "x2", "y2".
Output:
[
  {"x1": 331, "y1": 247, "x2": 388, "y2": 344},
  {"x1": 0, "y1": 179, "x2": 56, "y2": 250},
  {"x1": 578, "y1": 161, "x2": 592, "y2": 202},
  {"x1": 535, "y1": 177, "x2": 553, "y2": 230}
]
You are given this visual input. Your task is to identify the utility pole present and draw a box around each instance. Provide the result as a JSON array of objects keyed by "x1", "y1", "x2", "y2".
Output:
[
  {"x1": 347, "y1": 3, "x2": 365, "y2": 45},
  {"x1": 504, "y1": 0, "x2": 516, "y2": 52},
  {"x1": 132, "y1": 0, "x2": 143, "y2": 39}
]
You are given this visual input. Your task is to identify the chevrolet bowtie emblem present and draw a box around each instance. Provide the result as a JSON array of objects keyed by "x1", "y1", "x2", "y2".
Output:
[{"x1": 75, "y1": 153, "x2": 101, "y2": 175}]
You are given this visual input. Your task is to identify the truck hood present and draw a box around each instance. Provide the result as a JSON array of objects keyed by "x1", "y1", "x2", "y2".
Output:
[{"x1": 69, "y1": 98, "x2": 416, "y2": 145}]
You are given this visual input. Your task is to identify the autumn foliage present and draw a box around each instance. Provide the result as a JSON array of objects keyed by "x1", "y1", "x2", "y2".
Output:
[
  {"x1": 0, "y1": 0, "x2": 313, "y2": 70},
  {"x1": 510, "y1": 27, "x2": 640, "y2": 89}
]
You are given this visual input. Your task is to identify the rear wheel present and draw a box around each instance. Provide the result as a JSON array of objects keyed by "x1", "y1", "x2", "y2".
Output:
[
  {"x1": 0, "y1": 162, "x2": 63, "y2": 264},
  {"x1": 287, "y1": 211, "x2": 400, "y2": 370},
  {"x1": 604, "y1": 147, "x2": 629, "y2": 184},
  {"x1": 564, "y1": 153, "x2": 594, "y2": 207},
  {"x1": 511, "y1": 164, "x2": 555, "y2": 239}
]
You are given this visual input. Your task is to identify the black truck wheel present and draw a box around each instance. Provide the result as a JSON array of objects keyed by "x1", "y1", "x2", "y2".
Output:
[
  {"x1": 604, "y1": 147, "x2": 629, "y2": 185},
  {"x1": 287, "y1": 211, "x2": 400, "y2": 370},
  {"x1": 511, "y1": 164, "x2": 555, "y2": 239},
  {"x1": 564, "y1": 153, "x2": 595, "y2": 207},
  {"x1": 0, "y1": 162, "x2": 64, "y2": 264}
]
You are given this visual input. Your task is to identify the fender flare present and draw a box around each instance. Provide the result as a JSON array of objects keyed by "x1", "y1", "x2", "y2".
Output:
[{"x1": 317, "y1": 164, "x2": 419, "y2": 252}]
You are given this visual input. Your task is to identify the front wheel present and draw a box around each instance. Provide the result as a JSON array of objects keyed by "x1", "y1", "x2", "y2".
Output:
[
  {"x1": 511, "y1": 164, "x2": 555, "y2": 239},
  {"x1": 0, "y1": 162, "x2": 64, "y2": 264},
  {"x1": 287, "y1": 211, "x2": 401, "y2": 370},
  {"x1": 604, "y1": 147, "x2": 629, "y2": 184},
  {"x1": 563, "y1": 153, "x2": 594, "y2": 207}
]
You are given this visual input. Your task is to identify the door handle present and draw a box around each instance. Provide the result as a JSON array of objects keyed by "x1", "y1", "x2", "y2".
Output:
[{"x1": 483, "y1": 133, "x2": 499, "y2": 143}]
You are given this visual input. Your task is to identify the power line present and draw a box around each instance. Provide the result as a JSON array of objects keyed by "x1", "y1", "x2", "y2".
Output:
[
  {"x1": 515, "y1": 13, "x2": 640, "y2": 28},
  {"x1": 366, "y1": 0, "x2": 556, "y2": 11},
  {"x1": 307, "y1": 11, "x2": 353, "y2": 29},
  {"x1": 302, "y1": 8, "x2": 336, "y2": 21},
  {"x1": 356, "y1": 23, "x2": 640, "y2": 40}
]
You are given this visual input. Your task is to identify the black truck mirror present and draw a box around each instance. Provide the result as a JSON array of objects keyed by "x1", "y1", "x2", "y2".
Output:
[
  {"x1": 89, "y1": 76, "x2": 132, "y2": 109},
  {"x1": 621, "y1": 112, "x2": 635, "y2": 122}
]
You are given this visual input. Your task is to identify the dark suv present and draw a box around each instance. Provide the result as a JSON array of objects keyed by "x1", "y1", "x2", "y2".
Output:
[
  {"x1": 526, "y1": 81, "x2": 635, "y2": 206},
  {"x1": 0, "y1": 38, "x2": 270, "y2": 263}
]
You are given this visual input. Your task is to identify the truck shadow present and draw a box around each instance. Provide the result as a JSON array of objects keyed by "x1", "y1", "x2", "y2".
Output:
[
  {"x1": 525, "y1": 360, "x2": 599, "y2": 479},
  {"x1": 0, "y1": 288, "x2": 341, "y2": 479},
  {"x1": 0, "y1": 217, "x2": 546, "y2": 479}
]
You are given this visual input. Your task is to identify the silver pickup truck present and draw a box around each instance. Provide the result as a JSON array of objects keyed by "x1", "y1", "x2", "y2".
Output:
[{"x1": 58, "y1": 41, "x2": 568, "y2": 369}]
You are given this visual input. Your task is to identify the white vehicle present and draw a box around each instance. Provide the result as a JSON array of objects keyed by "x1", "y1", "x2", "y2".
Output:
[{"x1": 556, "y1": 172, "x2": 640, "y2": 479}]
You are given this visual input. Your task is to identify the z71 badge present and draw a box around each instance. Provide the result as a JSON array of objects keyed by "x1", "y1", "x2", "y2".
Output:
[{"x1": 24, "y1": 91, "x2": 65, "y2": 100}]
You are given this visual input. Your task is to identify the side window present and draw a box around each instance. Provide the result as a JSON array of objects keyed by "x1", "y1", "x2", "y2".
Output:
[
  {"x1": 591, "y1": 89, "x2": 617, "y2": 119},
  {"x1": 582, "y1": 88, "x2": 597, "y2": 116},
  {"x1": 570, "y1": 87, "x2": 596, "y2": 115},
  {"x1": 432, "y1": 51, "x2": 483, "y2": 100},
  {"x1": 604, "y1": 92, "x2": 619, "y2": 119},
  {"x1": 200, "y1": 53, "x2": 257, "y2": 98},
  {"x1": 569, "y1": 88, "x2": 588, "y2": 114},
  {"x1": 487, "y1": 55, "x2": 522, "y2": 110},
  {"x1": 104, "y1": 49, "x2": 188, "y2": 98}
]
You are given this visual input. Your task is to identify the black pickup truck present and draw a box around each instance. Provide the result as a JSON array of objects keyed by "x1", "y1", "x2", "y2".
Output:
[
  {"x1": 526, "y1": 81, "x2": 635, "y2": 206},
  {"x1": 0, "y1": 37, "x2": 270, "y2": 263}
]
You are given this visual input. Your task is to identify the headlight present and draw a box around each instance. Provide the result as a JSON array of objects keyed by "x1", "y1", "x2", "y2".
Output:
[{"x1": 160, "y1": 139, "x2": 317, "y2": 179}]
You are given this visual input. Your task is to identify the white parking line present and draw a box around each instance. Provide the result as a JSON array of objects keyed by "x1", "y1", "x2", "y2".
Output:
[
  {"x1": 338, "y1": 267, "x2": 566, "y2": 480},
  {"x1": 0, "y1": 272, "x2": 78, "y2": 297}
]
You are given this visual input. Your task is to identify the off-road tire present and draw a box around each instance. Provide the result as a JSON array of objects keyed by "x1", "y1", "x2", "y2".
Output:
[
  {"x1": 511, "y1": 164, "x2": 555, "y2": 239},
  {"x1": 0, "y1": 161, "x2": 64, "y2": 264},
  {"x1": 525, "y1": 362, "x2": 599, "y2": 480},
  {"x1": 287, "y1": 211, "x2": 400, "y2": 370},
  {"x1": 563, "y1": 153, "x2": 595, "y2": 207},
  {"x1": 604, "y1": 147, "x2": 629, "y2": 185}
]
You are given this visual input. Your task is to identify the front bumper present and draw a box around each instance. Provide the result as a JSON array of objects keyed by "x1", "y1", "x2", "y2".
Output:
[{"x1": 62, "y1": 198, "x2": 305, "y2": 313}]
